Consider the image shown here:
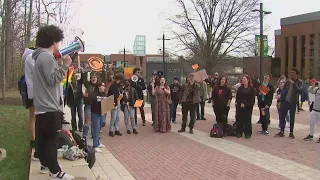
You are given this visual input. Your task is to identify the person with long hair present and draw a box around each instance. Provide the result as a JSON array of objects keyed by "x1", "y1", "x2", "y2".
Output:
[
  {"x1": 256, "y1": 72, "x2": 274, "y2": 135},
  {"x1": 212, "y1": 76, "x2": 232, "y2": 134},
  {"x1": 235, "y1": 75, "x2": 255, "y2": 139},
  {"x1": 151, "y1": 77, "x2": 171, "y2": 133},
  {"x1": 120, "y1": 80, "x2": 139, "y2": 134},
  {"x1": 90, "y1": 82, "x2": 107, "y2": 153}
]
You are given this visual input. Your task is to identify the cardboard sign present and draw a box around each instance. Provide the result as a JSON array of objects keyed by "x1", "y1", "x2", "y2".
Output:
[
  {"x1": 192, "y1": 64, "x2": 199, "y2": 70},
  {"x1": 194, "y1": 69, "x2": 208, "y2": 82},
  {"x1": 87, "y1": 56, "x2": 104, "y2": 72},
  {"x1": 259, "y1": 85, "x2": 270, "y2": 96},
  {"x1": 101, "y1": 95, "x2": 115, "y2": 114},
  {"x1": 124, "y1": 67, "x2": 134, "y2": 79},
  {"x1": 134, "y1": 100, "x2": 144, "y2": 108}
]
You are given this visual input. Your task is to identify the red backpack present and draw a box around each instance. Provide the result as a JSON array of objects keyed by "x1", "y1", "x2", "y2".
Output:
[{"x1": 210, "y1": 124, "x2": 224, "y2": 138}]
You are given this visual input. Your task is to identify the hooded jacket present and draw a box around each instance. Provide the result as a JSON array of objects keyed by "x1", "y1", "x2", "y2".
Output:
[
  {"x1": 22, "y1": 48, "x2": 35, "y2": 99},
  {"x1": 32, "y1": 48, "x2": 68, "y2": 113}
]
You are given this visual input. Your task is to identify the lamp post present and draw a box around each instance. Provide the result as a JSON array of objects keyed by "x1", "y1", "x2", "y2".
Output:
[
  {"x1": 157, "y1": 34, "x2": 170, "y2": 77},
  {"x1": 252, "y1": 3, "x2": 271, "y2": 81},
  {"x1": 119, "y1": 46, "x2": 129, "y2": 68}
]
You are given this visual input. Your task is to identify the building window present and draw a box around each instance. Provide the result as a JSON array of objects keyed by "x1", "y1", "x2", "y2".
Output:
[
  {"x1": 271, "y1": 58, "x2": 281, "y2": 78},
  {"x1": 301, "y1": 35, "x2": 306, "y2": 79},
  {"x1": 285, "y1": 37, "x2": 289, "y2": 77},
  {"x1": 293, "y1": 36, "x2": 297, "y2": 67},
  {"x1": 310, "y1": 34, "x2": 315, "y2": 78}
]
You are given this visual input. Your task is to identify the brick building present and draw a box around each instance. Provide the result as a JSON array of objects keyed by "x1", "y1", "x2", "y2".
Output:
[{"x1": 275, "y1": 11, "x2": 320, "y2": 80}]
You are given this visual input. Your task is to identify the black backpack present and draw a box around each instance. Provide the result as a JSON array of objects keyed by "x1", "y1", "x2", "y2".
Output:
[
  {"x1": 82, "y1": 137, "x2": 96, "y2": 169},
  {"x1": 225, "y1": 124, "x2": 236, "y2": 136},
  {"x1": 70, "y1": 131, "x2": 86, "y2": 149},
  {"x1": 57, "y1": 131, "x2": 73, "y2": 149}
]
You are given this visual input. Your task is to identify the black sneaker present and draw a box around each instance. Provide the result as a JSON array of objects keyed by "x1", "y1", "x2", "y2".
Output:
[
  {"x1": 40, "y1": 165, "x2": 49, "y2": 174},
  {"x1": 126, "y1": 130, "x2": 131, "y2": 134},
  {"x1": 30, "y1": 140, "x2": 36, "y2": 149},
  {"x1": 178, "y1": 128, "x2": 185, "y2": 133},
  {"x1": 109, "y1": 131, "x2": 114, "y2": 137},
  {"x1": 207, "y1": 100, "x2": 211, "y2": 103},
  {"x1": 275, "y1": 131, "x2": 285, "y2": 137},
  {"x1": 101, "y1": 122, "x2": 106, "y2": 127},
  {"x1": 133, "y1": 129, "x2": 138, "y2": 134},
  {"x1": 304, "y1": 135, "x2": 313, "y2": 141},
  {"x1": 236, "y1": 134, "x2": 242, "y2": 138},
  {"x1": 245, "y1": 135, "x2": 251, "y2": 139},
  {"x1": 115, "y1": 131, "x2": 122, "y2": 136},
  {"x1": 289, "y1": 132, "x2": 295, "y2": 139},
  {"x1": 317, "y1": 138, "x2": 320, "y2": 143},
  {"x1": 32, "y1": 151, "x2": 39, "y2": 161},
  {"x1": 256, "y1": 120, "x2": 261, "y2": 124},
  {"x1": 201, "y1": 117, "x2": 207, "y2": 120}
]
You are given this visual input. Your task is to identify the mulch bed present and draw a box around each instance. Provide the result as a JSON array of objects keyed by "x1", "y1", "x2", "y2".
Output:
[{"x1": 0, "y1": 98, "x2": 22, "y2": 106}]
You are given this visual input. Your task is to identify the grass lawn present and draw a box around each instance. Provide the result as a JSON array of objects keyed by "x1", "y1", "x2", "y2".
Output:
[{"x1": 0, "y1": 105, "x2": 30, "y2": 180}]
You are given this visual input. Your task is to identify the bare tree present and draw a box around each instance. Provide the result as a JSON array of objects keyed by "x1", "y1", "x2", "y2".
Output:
[{"x1": 169, "y1": 0, "x2": 260, "y2": 74}]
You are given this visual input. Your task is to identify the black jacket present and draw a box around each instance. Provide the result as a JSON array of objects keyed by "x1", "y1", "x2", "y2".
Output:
[
  {"x1": 107, "y1": 81, "x2": 121, "y2": 106},
  {"x1": 236, "y1": 86, "x2": 255, "y2": 109},
  {"x1": 212, "y1": 85, "x2": 232, "y2": 108},
  {"x1": 256, "y1": 82, "x2": 274, "y2": 108},
  {"x1": 66, "y1": 79, "x2": 83, "y2": 106},
  {"x1": 120, "y1": 87, "x2": 139, "y2": 111},
  {"x1": 131, "y1": 77, "x2": 146, "y2": 99},
  {"x1": 81, "y1": 72, "x2": 98, "y2": 105}
]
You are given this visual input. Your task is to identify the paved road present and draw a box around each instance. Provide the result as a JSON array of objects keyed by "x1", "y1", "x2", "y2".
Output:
[{"x1": 97, "y1": 102, "x2": 320, "y2": 180}]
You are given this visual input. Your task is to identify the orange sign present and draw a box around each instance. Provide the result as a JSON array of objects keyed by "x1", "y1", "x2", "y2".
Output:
[
  {"x1": 87, "y1": 56, "x2": 104, "y2": 72},
  {"x1": 192, "y1": 64, "x2": 199, "y2": 70},
  {"x1": 259, "y1": 85, "x2": 270, "y2": 96},
  {"x1": 124, "y1": 67, "x2": 134, "y2": 79}
]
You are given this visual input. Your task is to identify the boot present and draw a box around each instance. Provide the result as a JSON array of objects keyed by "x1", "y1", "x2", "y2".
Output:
[
  {"x1": 189, "y1": 128, "x2": 194, "y2": 134},
  {"x1": 178, "y1": 128, "x2": 185, "y2": 133}
]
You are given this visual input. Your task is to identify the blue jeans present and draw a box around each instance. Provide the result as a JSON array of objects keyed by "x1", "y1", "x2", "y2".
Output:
[
  {"x1": 170, "y1": 101, "x2": 179, "y2": 122},
  {"x1": 279, "y1": 101, "x2": 296, "y2": 132},
  {"x1": 123, "y1": 105, "x2": 136, "y2": 130},
  {"x1": 91, "y1": 113, "x2": 106, "y2": 148},
  {"x1": 109, "y1": 105, "x2": 120, "y2": 132},
  {"x1": 70, "y1": 102, "x2": 83, "y2": 131}
]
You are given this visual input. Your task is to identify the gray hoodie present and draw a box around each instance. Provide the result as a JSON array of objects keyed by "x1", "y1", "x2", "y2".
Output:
[{"x1": 32, "y1": 48, "x2": 68, "y2": 112}]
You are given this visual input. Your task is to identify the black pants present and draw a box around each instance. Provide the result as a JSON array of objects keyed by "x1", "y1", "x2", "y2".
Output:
[
  {"x1": 196, "y1": 96, "x2": 205, "y2": 118},
  {"x1": 181, "y1": 103, "x2": 197, "y2": 129},
  {"x1": 35, "y1": 111, "x2": 63, "y2": 174},
  {"x1": 135, "y1": 101, "x2": 146, "y2": 124},
  {"x1": 236, "y1": 107, "x2": 253, "y2": 136},
  {"x1": 150, "y1": 98, "x2": 156, "y2": 123},
  {"x1": 259, "y1": 107, "x2": 270, "y2": 131},
  {"x1": 213, "y1": 106, "x2": 230, "y2": 132}
]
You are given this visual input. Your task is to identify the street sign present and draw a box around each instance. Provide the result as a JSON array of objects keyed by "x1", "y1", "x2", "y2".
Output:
[{"x1": 255, "y1": 35, "x2": 268, "y2": 56}]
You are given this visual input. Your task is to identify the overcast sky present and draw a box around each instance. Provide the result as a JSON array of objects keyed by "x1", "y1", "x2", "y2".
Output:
[{"x1": 68, "y1": 0, "x2": 320, "y2": 55}]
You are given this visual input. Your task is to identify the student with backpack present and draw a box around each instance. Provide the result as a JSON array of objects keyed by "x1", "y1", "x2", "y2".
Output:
[
  {"x1": 212, "y1": 76, "x2": 232, "y2": 135},
  {"x1": 21, "y1": 47, "x2": 40, "y2": 161}
]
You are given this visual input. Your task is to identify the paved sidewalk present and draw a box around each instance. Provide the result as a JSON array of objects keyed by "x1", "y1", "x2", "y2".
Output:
[{"x1": 98, "y1": 101, "x2": 320, "y2": 180}]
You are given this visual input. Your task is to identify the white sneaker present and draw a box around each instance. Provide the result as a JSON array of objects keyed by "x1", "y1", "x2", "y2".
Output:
[
  {"x1": 98, "y1": 144, "x2": 106, "y2": 148},
  {"x1": 40, "y1": 165, "x2": 49, "y2": 174},
  {"x1": 94, "y1": 147, "x2": 102, "y2": 153},
  {"x1": 49, "y1": 171, "x2": 74, "y2": 180}
]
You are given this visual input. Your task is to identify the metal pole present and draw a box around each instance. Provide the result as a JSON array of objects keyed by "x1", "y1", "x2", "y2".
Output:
[
  {"x1": 123, "y1": 46, "x2": 126, "y2": 68},
  {"x1": 162, "y1": 34, "x2": 166, "y2": 77},
  {"x1": 259, "y1": 2, "x2": 264, "y2": 81}
]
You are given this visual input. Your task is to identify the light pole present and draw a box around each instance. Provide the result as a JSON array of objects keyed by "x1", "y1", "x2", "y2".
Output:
[
  {"x1": 252, "y1": 3, "x2": 271, "y2": 81},
  {"x1": 157, "y1": 34, "x2": 170, "y2": 77},
  {"x1": 119, "y1": 46, "x2": 129, "y2": 68}
]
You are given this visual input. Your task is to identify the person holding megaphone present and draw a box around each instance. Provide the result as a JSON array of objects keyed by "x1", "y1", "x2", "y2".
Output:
[{"x1": 32, "y1": 25, "x2": 74, "y2": 180}]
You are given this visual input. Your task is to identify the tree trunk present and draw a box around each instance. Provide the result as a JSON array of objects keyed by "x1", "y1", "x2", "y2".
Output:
[
  {"x1": 4, "y1": 0, "x2": 13, "y2": 88},
  {"x1": 26, "y1": 0, "x2": 33, "y2": 44}
]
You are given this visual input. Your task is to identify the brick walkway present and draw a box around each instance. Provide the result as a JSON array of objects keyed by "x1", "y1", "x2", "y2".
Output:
[{"x1": 98, "y1": 101, "x2": 320, "y2": 180}]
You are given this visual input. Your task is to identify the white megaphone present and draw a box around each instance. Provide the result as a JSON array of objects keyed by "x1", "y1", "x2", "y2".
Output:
[
  {"x1": 53, "y1": 36, "x2": 85, "y2": 59},
  {"x1": 131, "y1": 75, "x2": 139, "y2": 82}
]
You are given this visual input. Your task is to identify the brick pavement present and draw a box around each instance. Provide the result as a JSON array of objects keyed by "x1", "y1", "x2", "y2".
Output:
[
  {"x1": 167, "y1": 103, "x2": 320, "y2": 171},
  {"x1": 100, "y1": 120, "x2": 288, "y2": 180}
]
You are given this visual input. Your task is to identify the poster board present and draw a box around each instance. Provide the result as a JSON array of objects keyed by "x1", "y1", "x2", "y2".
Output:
[
  {"x1": 124, "y1": 67, "x2": 134, "y2": 79},
  {"x1": 194, "y1": 69, "x2": 208, "y2": 82},
  {"x1": 101, "y1": 95, "x2": 115, "y2": 114}
]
